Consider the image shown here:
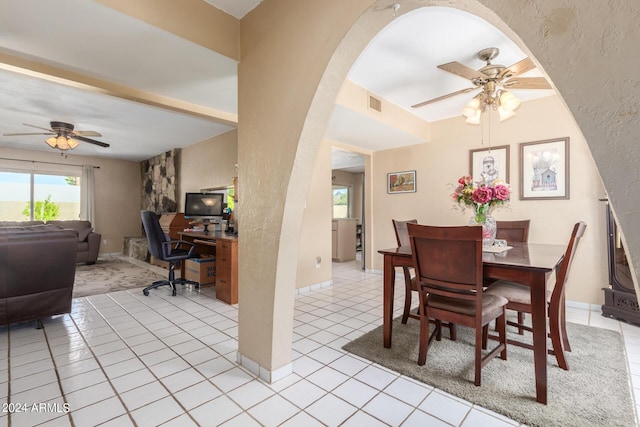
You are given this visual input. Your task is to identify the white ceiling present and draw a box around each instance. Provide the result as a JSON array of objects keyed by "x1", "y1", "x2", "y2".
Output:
[{"x1": 0, "y1": 1, "x2": 553, "y2": 169}]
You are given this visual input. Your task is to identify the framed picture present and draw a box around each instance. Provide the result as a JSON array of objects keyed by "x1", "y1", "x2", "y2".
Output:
[
  {"x1": 519, "y1": 137, "x2": 570, "y2": 200},
  {"x1": 469, "y1": 145, "x2": 510, "y2": 184},
  {"x1": 387, "y1": 170, "x2": 416, "y2": 193}
]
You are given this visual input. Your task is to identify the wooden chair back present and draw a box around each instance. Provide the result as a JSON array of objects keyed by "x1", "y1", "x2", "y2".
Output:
[
  {"x1": 408, "y1": 224, "x2": 483, "y2": 309},
  {"x1": 496, "y1": 219, "x2": 530, "y2": 243},
  {"x1": 551, "y1": 222, "x2": 587, "y2": 310},
  {"x1": 393, "y1": 219, "x2": 418, "y2": 248}
]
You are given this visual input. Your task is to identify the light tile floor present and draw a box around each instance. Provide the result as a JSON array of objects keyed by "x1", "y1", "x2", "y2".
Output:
[{"x1": 0, "y1": 258, "x2": 638, "y2": 426}]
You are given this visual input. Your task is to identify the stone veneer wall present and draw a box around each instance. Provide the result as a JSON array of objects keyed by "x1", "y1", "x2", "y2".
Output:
[{"x1": 141, "y1": 149, "x2": 180, "y2": 214}]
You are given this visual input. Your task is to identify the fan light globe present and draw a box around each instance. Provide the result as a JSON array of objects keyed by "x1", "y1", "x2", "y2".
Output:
[
  {"x1": 499, "y1": 90, "x2": 520, "y2": 111},
  {"x1": 462, "y1": 98, "x2": 480, "y2": 118},
  {"x1": 45, "y1": 137, "x2": 57, "y2": 148},
  {"x1": 465, "y1": 109, "x2": 482, "y2": 124},
  {"x1": 67, "y1": 138, "x2": 79, "y2": 149},
  {"x1": 56, "y1": 136, "x2": 69, "y2": 150},
  {"x1": 498, "y1": 106, "x2": 516, "y2": 121}
]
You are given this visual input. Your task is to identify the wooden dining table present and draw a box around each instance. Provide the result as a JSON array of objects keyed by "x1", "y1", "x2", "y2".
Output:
[{"x1": 378, "y1": 242, "x2": 567, "y2": 404}]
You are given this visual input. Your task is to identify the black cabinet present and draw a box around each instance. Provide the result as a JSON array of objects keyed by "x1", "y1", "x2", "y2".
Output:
[{"x1": 601, "y1": 201, "x2": 640, "y2": 325}]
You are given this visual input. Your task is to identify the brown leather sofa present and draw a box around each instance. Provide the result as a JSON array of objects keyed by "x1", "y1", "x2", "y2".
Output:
[
  {"x1": 0, "y1": 227, "x2": 77, "y2": 327},
  {"x1": 0, "y1": 220, "x2": 101, "y2": 264}
]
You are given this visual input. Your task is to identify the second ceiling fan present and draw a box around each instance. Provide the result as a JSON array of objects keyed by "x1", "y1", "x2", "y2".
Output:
[{"x1": 4, "y1": 121, "x2": 110, "y2": 151}]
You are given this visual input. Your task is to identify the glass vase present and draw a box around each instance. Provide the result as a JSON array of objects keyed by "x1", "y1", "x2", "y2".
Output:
[{"x1": 470, "y1": 205, "x2": 497, "y2": 247}]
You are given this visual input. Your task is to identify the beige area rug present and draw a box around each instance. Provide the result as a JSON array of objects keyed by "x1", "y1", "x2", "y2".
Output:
[
  {"x1": 343, "y1": 316, "x2": 635, "y2": 427},
  {"x1": 73, "y1": 255, "x2": 167, "y2": 298}
]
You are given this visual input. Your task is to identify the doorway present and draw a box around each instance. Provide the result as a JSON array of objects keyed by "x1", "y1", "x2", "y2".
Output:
[{"x1": 331, "y1": 146, "x2": 367, "y2": 270}]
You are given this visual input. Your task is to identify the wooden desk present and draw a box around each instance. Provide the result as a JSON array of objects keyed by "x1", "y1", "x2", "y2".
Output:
[
  {"x1": 378, "y1": 242, "x2": 566, "y2": 404},
  {"x1": 179, "y1": 231, "x2": 238, "y2": 304}
]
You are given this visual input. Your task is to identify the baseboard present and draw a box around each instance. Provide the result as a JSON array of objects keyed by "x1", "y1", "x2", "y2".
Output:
[
  {"x1": 295, "y1": 280, "x2": 333, "y2": 295},
  {"x1": 236, "y1": 352, "x2": 293, "y2": 384}
]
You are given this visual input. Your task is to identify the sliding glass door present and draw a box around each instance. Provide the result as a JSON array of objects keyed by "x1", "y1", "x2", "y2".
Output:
[{"x1": 0, "y1": 171, "x2": 81, "y2": 221}]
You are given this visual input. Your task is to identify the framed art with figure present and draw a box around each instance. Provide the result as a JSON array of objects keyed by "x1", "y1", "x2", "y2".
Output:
[
  {"x1": 469, "y1": 145, "x2": 510, "y2": 184},
  {"x1": 519, "y1": 137, "x2": 570, "y2": 200},
  {"x1": 387, "y1": 170, "x2": 416, "y2": 193}
]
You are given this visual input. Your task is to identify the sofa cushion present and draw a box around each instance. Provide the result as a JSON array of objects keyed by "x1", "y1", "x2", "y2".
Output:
[
  {"x1": 77, "y1": 227, "x2": 94, "y2": 242},
  {"x1": 0, "y1": 221, "x2": 45, "y2": 227},
  {"x1": 46, "y1": 220, "x2": 92, "y2": 231},
  {"x1": 45, "y1": 220, "x2": 93, "y2": 242}
]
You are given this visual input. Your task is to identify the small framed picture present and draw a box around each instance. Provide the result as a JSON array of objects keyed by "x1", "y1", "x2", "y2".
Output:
[
  {"x1": 387, "y1": 170, "x2": 416, "y2": 193},
  {"x1": 469, "y1": 145, "x2": 510, "y2": 184},
  {"x1": 519, "y1": 137, "x2": 570, "y2": 200}
]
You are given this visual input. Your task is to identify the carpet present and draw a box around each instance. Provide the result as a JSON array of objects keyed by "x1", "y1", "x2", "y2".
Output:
[
  {"x1": 73, "y1": 255, "x2": 166, "y2": 298},
  {"x1": 343, "y1": 316, "x2": 635, "y2": 427}
]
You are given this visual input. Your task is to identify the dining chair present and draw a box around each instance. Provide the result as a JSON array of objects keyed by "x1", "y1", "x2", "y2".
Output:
[
  {"x1": 485, "y1": 221, "x2": 586, "y2": 370},
  {"x1": 392, "y1": 219, "x2": 419, "y2": 324},
  {"x1": 408, "y1": 223, "x2": 508, "y2": 386},
  {"x1": 493, "y1": 219, "x2": 531, "y2": 333},
  {"x1": 495, "y1": 219, "x2": 530, "y2": 243}
]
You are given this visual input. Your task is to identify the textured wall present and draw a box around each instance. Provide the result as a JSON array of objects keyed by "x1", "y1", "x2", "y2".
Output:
[{"x1": 140, "y1": 149, "x2": 181, "y2": 213}]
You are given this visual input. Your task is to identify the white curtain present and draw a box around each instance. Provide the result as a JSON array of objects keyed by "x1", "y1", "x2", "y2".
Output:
[{"x1": 80, "y1": 164, "x2": 96, "y2": 225}]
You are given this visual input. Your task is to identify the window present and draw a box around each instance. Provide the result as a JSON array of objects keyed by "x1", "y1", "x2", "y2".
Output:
[
  {"x1": 0, "y1": 171, "x2": 81, "y2": 221},
  {"x1": 333, "y1": 185, "x2": 350, "y2": 218}
]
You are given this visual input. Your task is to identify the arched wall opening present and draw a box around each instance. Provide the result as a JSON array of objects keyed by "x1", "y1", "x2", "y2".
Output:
[{"x1": 237, "y1": 0, "x2": 637, "y2": 378}]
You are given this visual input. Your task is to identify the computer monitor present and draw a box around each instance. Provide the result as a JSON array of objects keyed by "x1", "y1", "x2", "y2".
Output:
[{"x1": 184, "y1": 192, "x2": 225, "y2": 231}]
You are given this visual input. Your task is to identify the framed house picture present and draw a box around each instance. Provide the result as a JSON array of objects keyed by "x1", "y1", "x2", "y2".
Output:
[
  {"x1": 469, "y1": 145, "x2": 510, "y2": 184},
  {"x1": 387, "y1": 170, "x2": 416, "y2": 193},
  {"x1": 519, "y1": 137, "x2": 570, "y2": 200}
]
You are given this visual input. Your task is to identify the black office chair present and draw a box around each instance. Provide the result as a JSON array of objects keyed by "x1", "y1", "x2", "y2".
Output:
[{"x1": 141, "y1": 210, "x2": 200, "y2": 296}]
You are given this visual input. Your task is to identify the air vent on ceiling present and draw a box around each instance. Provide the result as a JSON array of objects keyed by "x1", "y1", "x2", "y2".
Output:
[{"x1": 368, "y1": 94, "x2": 382, "y2": 113}]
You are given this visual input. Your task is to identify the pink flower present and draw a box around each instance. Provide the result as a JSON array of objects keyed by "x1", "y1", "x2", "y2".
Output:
[
  {"x1": 493, "y1": 185, "x2": 510, "y2": 201},
  {"x1": 451, "y1": 175, "x2": 510, "y2": 214},
  {"x1": 472, "y1": 186, "x2": 492, "y2": 204},
  {"x1": 458, "y1": 175, "x2": 472, "y2": 185}
]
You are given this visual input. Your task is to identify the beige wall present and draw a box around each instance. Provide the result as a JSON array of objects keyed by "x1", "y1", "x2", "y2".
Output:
[
  {"x1": 371, "y1": 95, "x2": 607, "y2": 304},
  {"x1": 179, "y1": 129, "x2": 238, "y2": 211},
  {"x1": 296, "y1": 139, "x2": 333, "y2": 289},
  {"x1": 0, "y1": 147, "x2": 141, "y2": 254}
]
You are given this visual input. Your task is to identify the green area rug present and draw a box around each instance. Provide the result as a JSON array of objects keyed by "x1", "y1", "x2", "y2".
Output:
[
  {"x1": 343, "y1": 316, "x2": 635, "y2": 427},
  {"x1": 73, "y1": 255, "x2": 166, "y2": 298}
]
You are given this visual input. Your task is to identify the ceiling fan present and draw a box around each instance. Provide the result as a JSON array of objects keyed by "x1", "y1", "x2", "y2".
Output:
[
  {"x1": 411, "y1": 47, "x2": 552, "y2": 121},
  {"x1": 3, "y1": 121, "x2": 110, "y2": 151}
]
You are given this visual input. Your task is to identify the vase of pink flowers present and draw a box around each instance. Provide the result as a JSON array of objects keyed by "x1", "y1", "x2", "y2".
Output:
[{"x1": 452, "y1": 175, "x2": 510, "y2": 246}]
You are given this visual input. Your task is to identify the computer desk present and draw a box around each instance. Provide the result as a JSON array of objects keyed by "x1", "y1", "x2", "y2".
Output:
[{"x1": 179, "y1": 230, "x2": 238, "y2": 304}]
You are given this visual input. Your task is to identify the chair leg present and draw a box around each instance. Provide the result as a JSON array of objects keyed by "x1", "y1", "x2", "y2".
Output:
[
  {"x1": 401, "y1": 268, "x2": 412, "y2": 324},
  {"x1": 417, "y1": 290, "x2": 430, "y2": 366},
  {"x1": 549, "y1": 297, "x2": 569, "y2": 370},
  {"x1": 475, "y1": 326, "x2": 482, "y2": 386},
  {"x1": 448, "y1": 323, "x2": 457, "y2": 341},
  {"x1": 517, "y1": 312, "x2": 525, "y2": 335},
  {"x1": 497, "y1": 310, "x2": 507, "y2": 360}
]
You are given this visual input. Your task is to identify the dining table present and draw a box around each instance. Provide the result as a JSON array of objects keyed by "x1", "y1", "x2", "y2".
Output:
[{"x1": 378, "y1": 242, "x2": 567, "y2": 404}]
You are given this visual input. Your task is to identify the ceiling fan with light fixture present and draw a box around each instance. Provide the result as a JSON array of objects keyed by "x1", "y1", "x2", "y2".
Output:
[
  {"x1": 411, "y1": 47, "x2": 552, "y2": 122},
  {"x1": 3, "y1": 121, "x2": 110, "y2": 151}
]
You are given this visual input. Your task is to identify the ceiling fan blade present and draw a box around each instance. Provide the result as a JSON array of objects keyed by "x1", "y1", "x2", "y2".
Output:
[
  {"x1": 22, "y1": 123, "x2": 54, "y2": 132},
  {"x1": 411, "y1": 87, "x2": 478, "y2": 109},
  {"x1": 437, "y1": 61, "x2": 485, "y2": 81},
  {"x1": 504, "y1": 77, "x2": 552, "y2": 90},
  {"x1": 506, "y1": 57, "x2": 536, "y2": 77},
  {"x1": 73, "y1": 131, "x2": 102, "y2": 137},
  {"x1": 74, "y1": 134, "x2": 110, "y2": 148},
  {"x1": 3, "y1": 132, "x2": 55, "y2": 136}
]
